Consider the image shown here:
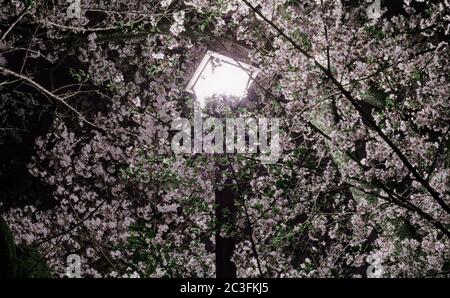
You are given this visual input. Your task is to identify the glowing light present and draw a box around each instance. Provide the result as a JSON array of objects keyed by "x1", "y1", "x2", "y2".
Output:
[{"x1": 186, "y1": 51, "x2": 259, "y2": 108}]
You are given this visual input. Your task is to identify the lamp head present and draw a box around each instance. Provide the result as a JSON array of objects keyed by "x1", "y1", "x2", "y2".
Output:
[{"x1": 186, "y1": 51, "x2": 260, "y2": 108}]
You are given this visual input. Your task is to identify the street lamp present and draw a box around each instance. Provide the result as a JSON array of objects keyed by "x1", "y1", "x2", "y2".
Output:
[
  {"x1": 185, "y1": 50, "x2": 260, "y2": 108},
  {"x1": 186, "y1": 50, "x2": 260, "y2": 278}
]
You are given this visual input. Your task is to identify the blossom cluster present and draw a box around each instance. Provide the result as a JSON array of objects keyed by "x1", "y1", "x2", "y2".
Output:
[{"x1": 1, "y1": 0, "x2": 449, "y2": 277}]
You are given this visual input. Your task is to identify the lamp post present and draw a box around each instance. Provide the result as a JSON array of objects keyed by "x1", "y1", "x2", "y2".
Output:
[{"x1": 185, "y1": 50, "x2": 259, "y2": 278}]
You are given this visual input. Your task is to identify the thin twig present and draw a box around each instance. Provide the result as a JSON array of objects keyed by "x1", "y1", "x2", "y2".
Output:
[
  {"x1": 427, "y1": 125, "x2": 450, "y2": 181},
  {"x1": 0, "y1": 65, "x2": 102, "y2": 130},
  {"x1": 35, "y1": 199, "x2": 107, "y2": 247},
  {"x1": 225, "y1": 155, "x2": 264, "y2": 277},
  {"x1": 1, "y1": 4, "x2": 33, "y2": 41}
]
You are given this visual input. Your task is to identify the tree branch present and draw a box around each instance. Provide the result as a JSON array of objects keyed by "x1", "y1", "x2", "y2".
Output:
[
  {"x1": 0, "y1": 3, "x2": 33, "y2": 41},
  {"x1": 0, "y1": 65, "x2": 102, "y2": 130},
  {"x1": 226, "y1": 155, "x2": 264, "y2": 277},
  {"x1": 241, "y1": 0, "x2": 450, "y2": 216}
]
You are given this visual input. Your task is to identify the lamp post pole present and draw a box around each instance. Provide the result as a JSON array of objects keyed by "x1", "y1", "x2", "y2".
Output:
[
  {"x1": 186, "y1": 50, "x2": 259, "y2": 278},
  {"x1": 215, "y1": 159, "x2": 237, "y2": 278}
]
